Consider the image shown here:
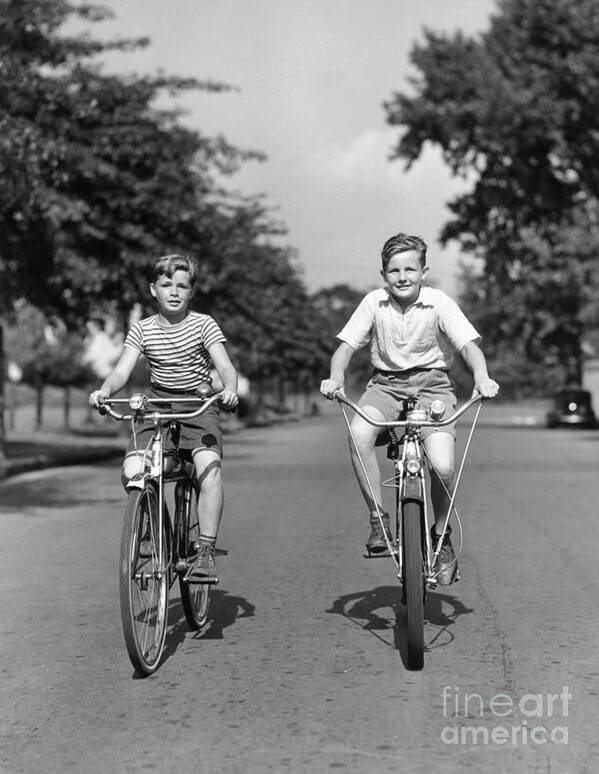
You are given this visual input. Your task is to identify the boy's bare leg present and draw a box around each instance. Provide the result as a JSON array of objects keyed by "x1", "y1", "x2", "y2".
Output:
[
  {"x1": 189, "y1": 448, "x2": 223, "y2": 577},
  {"x1": 423, "y1": 432, "x2": 455, "y2": 534},
  {"x1": 348, "y1": 408, "x2": 386, "y2": 513},
  {"x1": 192, "y1": 449, "x2": 224, "y2": 539}
]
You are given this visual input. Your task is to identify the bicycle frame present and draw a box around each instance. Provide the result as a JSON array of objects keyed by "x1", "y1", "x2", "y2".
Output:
[
  {"x1": 335, "y1": 391, "x2": 484, "y2": 587},
  {"x1": 394, "y1": 430, "x2": 431, "y2": 583},
  {"x1": 97, "y1": 391, "x2": 224, "y2": 674},
  {"x1": 100, "y1": 394, "x2": 222, "y2": 580}
]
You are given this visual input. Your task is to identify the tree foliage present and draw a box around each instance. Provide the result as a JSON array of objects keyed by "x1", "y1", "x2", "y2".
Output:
[
  {"x1": 311, "y1": 284, "x2": 372, "y2": 393},
  {"x1": 384, "y1": 0, "x2": 599, "y2": 392},
  {"x1": 5, "y1": 303, "x2": 93, "y2": 387},
  {"x1": 0, "y1": 0, "x2": 334, "y2": 439},
  {"x1": 0, "y1": 0, "x2": 254, "y2": 324}
]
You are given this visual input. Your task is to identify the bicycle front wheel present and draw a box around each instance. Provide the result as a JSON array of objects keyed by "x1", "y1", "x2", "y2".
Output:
[
  {"x1": 402, "y1": 500, "x2": 425, "y2": 670},
  {"x1": 119, "y1": 485, "x2": 169, "y2": 676},
  {"x1": 178, "y1": 486, "x2": 210, "y2": 629}
]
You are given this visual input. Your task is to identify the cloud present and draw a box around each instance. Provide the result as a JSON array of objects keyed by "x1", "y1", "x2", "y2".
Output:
[
  {"x1": 289, "y1": 129, "x2": 474, "y2": 293},
  {"x1": 306, "y1": 128, "x2": 399, "y2": 187},
  {"x1": 306, "y1": 128, "x2": 473, "y2": 199}
]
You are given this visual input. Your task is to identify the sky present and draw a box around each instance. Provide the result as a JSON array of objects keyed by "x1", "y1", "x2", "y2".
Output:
[{"x1": 94, "y1": 0, "x2": 497, "y2": 294}]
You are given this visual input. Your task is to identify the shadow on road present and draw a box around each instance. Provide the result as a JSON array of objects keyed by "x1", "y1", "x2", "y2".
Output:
[
  {"x1": 327, "y1": 585, "x2": 473, "y2": 669},
  {"x1": 194, "y1": 589, "x2": 256, "y2": 639},
  {"x1": 0, "y1": 474, "x2": 124, "y2": 513},
  {"x1": 158, "y1": 590, "x2": 256, "y2": 666}
]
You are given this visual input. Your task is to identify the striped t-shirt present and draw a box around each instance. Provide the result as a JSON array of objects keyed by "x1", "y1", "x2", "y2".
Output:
[{"x1": 124, "y1": 311, "x2": 226, "y2": 391}]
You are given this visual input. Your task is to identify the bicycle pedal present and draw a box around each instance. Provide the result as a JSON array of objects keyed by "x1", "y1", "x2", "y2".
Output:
[
  {"x1": 363, "y1": 549, "x2": 396, "y2": 559},
  {"x1": 191, "y1": 545, "x2": 228, "y2": 557},
  {"x1": 185, "y1": 574, "x2": 219, "y2": 585}
]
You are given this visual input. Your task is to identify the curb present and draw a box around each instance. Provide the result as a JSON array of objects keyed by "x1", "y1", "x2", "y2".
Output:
[
  {"x1": 0, "y1": 445, "x2": 124, "y2": 480},
  {"x1": 0, "y1": 415, "x2": 265, "y2": 480},
  {"x1": 478, "y1": 416, "x2": 545, "y2": 428}
]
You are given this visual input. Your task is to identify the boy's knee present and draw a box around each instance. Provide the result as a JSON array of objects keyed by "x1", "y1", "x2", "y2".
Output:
[
  {"x1": 192, "y1": 453, "x2": 223, "y2": 488},
  {"x1": 349, "y1": 419, "x2": 377, "y2": 450},
  {"x1": 431, "y1": 461, "x2": 454, "y2": 481},
  {"x1": 200, "y1": 465, "x2": 222, "y2": 484}
]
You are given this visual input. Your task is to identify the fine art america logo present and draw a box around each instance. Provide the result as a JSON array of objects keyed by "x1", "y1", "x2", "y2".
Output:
[{"x1": 440, "y1": 686, "x2": 571, "y2": 745}]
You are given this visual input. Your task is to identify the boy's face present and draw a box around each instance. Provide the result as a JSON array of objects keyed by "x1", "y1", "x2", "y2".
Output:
[
  {"x1": 150, "y1": 269, "x2": 194, "y2": 318},
  {"x1": 381, "y1": 249, "x2": 428, "y2": 306}
]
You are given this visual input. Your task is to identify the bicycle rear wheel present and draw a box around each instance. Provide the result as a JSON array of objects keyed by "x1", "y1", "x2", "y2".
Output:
[
  {"x1": 402, "y1": 500, "x2": 425, "y2": 670},
  {"x1": 178, "y1": 484, "x2": 211, "y2": 629},
  {"x1": 119, "y1": 484, "x2": 169, "y2": 676}
]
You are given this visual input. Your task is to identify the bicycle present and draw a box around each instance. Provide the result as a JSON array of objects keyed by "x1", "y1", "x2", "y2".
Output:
[
  {"x1": 332, "y1": 390, "x2": 486, "y2": 670},
  {"x1": 96, "y1": 387, "x2": 226, "y2": 676}
]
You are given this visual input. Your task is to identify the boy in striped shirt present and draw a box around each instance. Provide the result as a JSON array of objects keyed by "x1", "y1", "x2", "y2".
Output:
[{"x1": 89, "y1": 254, "x2": 239, "y2": 578}]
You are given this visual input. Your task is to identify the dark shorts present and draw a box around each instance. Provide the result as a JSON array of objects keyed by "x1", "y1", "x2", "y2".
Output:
[
  {"x1": 126, "y1": 385, "x2": 223, "y2": 458},
  {"x1": 358, "y1": 368, "x2": 457, "y2": 439}
]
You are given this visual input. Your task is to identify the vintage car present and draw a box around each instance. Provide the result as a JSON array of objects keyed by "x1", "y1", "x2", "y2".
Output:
[{"x1": 546, "y1": 388, "x2": 598, "y2": 429}]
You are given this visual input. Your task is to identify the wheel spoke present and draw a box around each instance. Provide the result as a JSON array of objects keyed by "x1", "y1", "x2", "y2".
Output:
[
  {"x1": 177, "y1": 482, "x2": 211, "y2": 629},
  {"x1": 120, "y1": 486, "x2": 169, "y2": 675}
]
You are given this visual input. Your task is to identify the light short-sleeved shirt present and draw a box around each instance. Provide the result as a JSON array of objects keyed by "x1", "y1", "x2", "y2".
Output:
[
  {"x1": 124, "y1": 311, "x2": 226, "y2": 391},
  {"x1": 337, "y1": 286, "x2": 480, "y2": 371}
]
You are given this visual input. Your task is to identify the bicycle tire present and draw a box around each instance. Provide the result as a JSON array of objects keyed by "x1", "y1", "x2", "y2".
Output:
[
  {"x1": 119, "y1": 485, "x2": 169, "y2": 676},
  {"x1": 402, "y1": 499, "x2": 425, "y2": 670},
  {"x1": 178, "y1": 484, "x2": 210, "y2": 629}
]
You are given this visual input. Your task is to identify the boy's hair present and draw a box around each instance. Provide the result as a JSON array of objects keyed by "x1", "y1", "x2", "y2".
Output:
[
  {"x1": 381, "y1": 233, "x2": 428, "y2": 270},
  {"x1": 152, "y1": 254, "x2": 198, "y2": 284}
]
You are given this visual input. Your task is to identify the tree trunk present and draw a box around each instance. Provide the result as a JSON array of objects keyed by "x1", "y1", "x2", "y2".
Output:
[
  {"x1": 63, "y1": 385, "x2": 71, "y2": 428},
  {"x1": 0, "y1": 322, "x2": 6, "y2": 469},
  {"x1": 8, "y1": 382, "x2": 16, "y2": 432},
  {"x1": 36, "y1": 384, "x2": 44, "y2": 430},
  {"x1": 277, "y1": 375, "x2": 287, "y2": 411},
  {"x1": 254, "y1": 373, "x2": 265, "y2": 409}
]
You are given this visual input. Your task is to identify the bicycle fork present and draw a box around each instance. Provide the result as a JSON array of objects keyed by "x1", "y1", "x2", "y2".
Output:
[
  {"x1": 396, "y1": 440, "x2": 436, "y2": 590},
  {"x1": 174, "y1": 480, "x2": 193, "y2": 573},
  {"x1": 148, "y1": 429, "x2": 167, "y2": 581}
]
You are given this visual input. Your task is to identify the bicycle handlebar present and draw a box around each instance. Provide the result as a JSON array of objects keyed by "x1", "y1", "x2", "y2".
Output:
[
  {"x1": 332, "y1": 391, "x2": 485, "y2": 428},
  {"x1": 95, "y1": 392, "x2": 224, "y2": 422}
]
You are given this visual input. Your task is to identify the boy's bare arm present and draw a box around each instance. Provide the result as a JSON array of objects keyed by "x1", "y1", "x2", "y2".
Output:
[
  {"x1": 320, "y1": 342, "x2": 355, "y2": 398},
  {"x1": 460, "y1": 341, "x2": 500, "y2": 398},
  {"x1": 89, "y1": 347, "x2": 140, "y2": 406},
  {"x1": 208, "y1": 342, "x2": 239, "y2": 408}
]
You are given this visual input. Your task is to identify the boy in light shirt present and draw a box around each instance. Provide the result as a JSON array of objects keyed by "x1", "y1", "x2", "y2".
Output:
[{"x1": 321, "y1": 233, "x2": 499, "y2": 584}]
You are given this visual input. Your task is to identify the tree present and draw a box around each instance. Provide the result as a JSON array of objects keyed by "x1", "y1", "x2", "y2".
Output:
[
  {"x1": 4, "y1": 302, "x2": 94, "y2": 428},
  {"x1": 0, "y1": 0, "x2": 309, "y2": 452},
  {"x1": 384, "y1": 0, "x2": 599, "y2": 392},
  {"x1": 0, "y1": 0, "x2": 255, "y2": 324},
  {"x1": 0, "y1": 0, "x2": 337, "y2": 453},
  {"x1": 311, "y1": 284, "x2": 372, "y2": 394}
]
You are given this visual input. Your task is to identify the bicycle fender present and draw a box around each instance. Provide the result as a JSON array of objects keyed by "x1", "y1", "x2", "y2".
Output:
[
  {"x1": 402, "y1": 476, "x2": 424, "y2": 504},
  {"x1": 125, "y1": 473, "x2": 149, "y2": 491}
]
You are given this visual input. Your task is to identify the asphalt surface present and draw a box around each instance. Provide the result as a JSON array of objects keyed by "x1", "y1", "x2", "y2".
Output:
[
  {"x1": 0, "y1": 399, "x2": 549, "y2": 479},
  {"x1": 1, "y1": 404, "x2": 597, "y2": 773}
]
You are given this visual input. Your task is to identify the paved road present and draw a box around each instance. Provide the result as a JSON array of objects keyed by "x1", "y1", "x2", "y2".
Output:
[{"x1": 0, "y1": 411, "x2": 597, "y2": 773}]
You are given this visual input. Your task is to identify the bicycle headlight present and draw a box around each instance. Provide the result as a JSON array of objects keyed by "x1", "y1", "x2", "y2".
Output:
[
  {"x1": 129, "y1": 393, "x2": 148, "y2": 411},
  {"x1": 406, "y1": 457, "x2": 422, "y2": 475}
]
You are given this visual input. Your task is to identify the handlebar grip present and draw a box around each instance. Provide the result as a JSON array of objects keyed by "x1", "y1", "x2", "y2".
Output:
[{"x1": 98, "y1": 405, "x2": 108, "y2": 416}]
